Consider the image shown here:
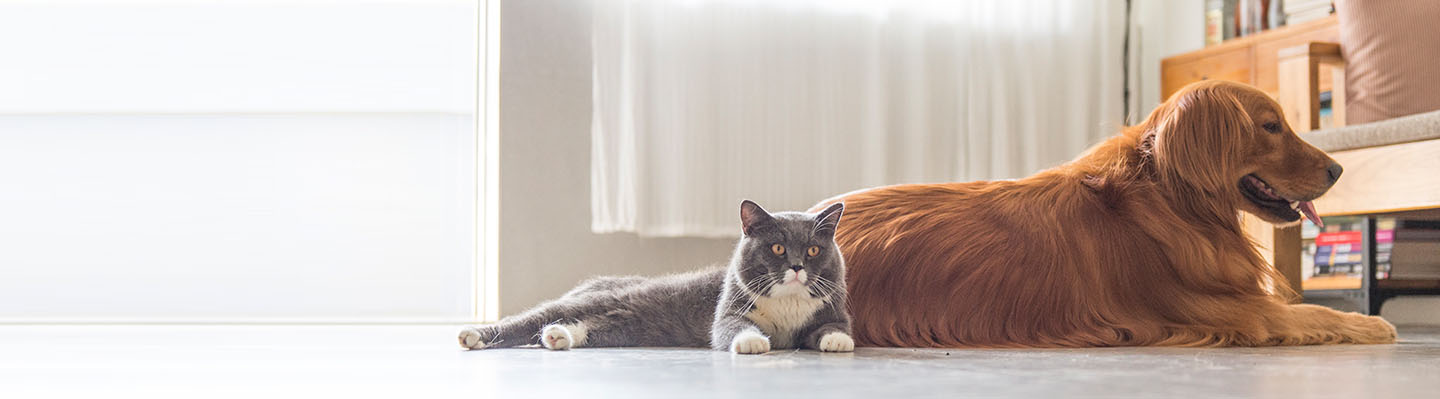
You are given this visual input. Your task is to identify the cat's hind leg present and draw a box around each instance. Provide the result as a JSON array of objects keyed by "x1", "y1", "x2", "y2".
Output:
[
  {"x1": 459, "y1": 319, "x2": 573, "y2": 351},
  {"x1": 458, "y1": 325, "x2": 506, "y2": 350},
  {"x1": 540, "y1": 321, "x2": 589, "y2": 350},
  {"x1": 541, "y1": 312, "x2": 673, "y2": 349},
  {"x1": 459, "y1": 293, "x2": 632, "y2": 351}
]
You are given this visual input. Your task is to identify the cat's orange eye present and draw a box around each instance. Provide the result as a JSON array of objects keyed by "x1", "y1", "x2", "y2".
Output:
[
  {"x1": 771, "y1": 244, "x2": 785, "y2": 256},
  {"x1": 806, "y1": 246, "x2": 821, "y2": 257}
]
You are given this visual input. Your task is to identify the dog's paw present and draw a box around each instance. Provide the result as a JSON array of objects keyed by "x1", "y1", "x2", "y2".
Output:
[
  {"x1": 818, "y1": 331, "x2": 854, "y2": 352},
  {"x1": 1353, "y1": 315, "x2": 1398, "y2": 344},
  {"x1": 458, "y1": 327, "x2": 489, "y2": 350},
  {"x1": 541, "y1": 324, "x2": 575, "y2": 350},
  {"x1": 731, "y1": 331, "x2": 771, "y2": 355}
]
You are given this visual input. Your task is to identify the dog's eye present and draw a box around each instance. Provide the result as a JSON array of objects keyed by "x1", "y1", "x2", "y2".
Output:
[
  {"x1": 806, "y1": 246, "x2": 821, "y2": 257},
  {"x1": 771, "y1": 244, "x2": 785, "y2": 256},
  {"x1": 1262, "y1": 121, "x2": 1282, "y2": 133}
]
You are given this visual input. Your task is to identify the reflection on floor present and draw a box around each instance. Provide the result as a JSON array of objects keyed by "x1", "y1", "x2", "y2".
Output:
[{"x1": 2, "y1": 325, "x2": 1437, "y2": 398}]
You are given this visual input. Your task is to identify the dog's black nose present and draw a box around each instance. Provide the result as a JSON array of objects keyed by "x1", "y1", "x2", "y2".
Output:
[
  {"x1": 1326, "y1": 163, "x2": 1344, "y2": 184},
  {"x1": 790, "y1": 265, "x2": 803, "y2": 272}
]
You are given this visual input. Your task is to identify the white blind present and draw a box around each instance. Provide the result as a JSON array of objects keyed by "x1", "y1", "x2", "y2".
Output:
[
  {"x1": 0, "y1": 0, "x2": 479, "y2": 322},
  {"x1": 0, "y1": 0, "x2": 475, "y2": 113},
  {"x1": 591, "y1": 0, "x2": 1125, "y2": 237}
]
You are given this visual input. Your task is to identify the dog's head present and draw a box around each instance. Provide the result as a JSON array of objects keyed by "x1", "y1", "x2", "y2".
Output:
[{"x1": 1148, "y1": 80, "x2": 1341, "y2": 226}]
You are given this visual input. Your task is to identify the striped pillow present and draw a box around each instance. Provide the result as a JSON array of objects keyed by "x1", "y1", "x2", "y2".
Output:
[{"x1": 1336, "y1": 0, "x2": 1440, "y2": 124}]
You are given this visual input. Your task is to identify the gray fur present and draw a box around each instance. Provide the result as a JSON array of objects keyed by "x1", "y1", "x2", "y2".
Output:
[{"x1": 457, "y1": 200, "x2": 850, "y2": 352}]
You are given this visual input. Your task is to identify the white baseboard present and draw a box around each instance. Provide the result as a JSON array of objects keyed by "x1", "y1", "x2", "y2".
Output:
[{"x1": 1382, "y1": 296, "x2": 1440, "y2": 327}]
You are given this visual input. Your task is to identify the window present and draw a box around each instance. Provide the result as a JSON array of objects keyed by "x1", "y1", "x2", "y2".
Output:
[{"x1": 0, "y1": 0, "x2": 488, "y2": 322}]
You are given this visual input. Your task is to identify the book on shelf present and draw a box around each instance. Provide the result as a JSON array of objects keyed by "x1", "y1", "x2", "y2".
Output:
[
  {"x1": 1299, "y1": 217, "x2": 1440, "y2": 290},
  {"x1": 1302, "y1": 216, "x2": 1365, "y2": 290},
  {"x1": 1319, "y1": 91, "x2": 1336, "y2": 129},
  {"x1": 1376, "y1": 217, "x2": 1440, "y2": 280},
  {"x1": 1284, "y1": 0, "x2": 1334, "y2": 25},
  {"x1": 1205, "y1": 0, "x2": 1239, "y2": 46},
  {"x1": 1314, "y1": 230, "x2": 1363, "y2": 275}
]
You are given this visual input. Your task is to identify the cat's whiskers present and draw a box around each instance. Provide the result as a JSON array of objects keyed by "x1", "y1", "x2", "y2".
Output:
[
  {"x1": 726, "y1": 270, "x2": 767, "y2": 298},
  {"x1": 817, "y1": 280, "x2": 840, "y2": 299},
  {"x1": 816, "y1": 276, "x2": 842, "y2": 293},
  {"x1": 814, "y1": 275, "x2": 837, "y2": 290},
  {"x1": 741, "y1": 273, "x2": 771, "y2": 295},
  {"x1": 741, "y1": 292, "x2": 761, "y2": 314},
  {"x1": 817, "y1": 279, "x2": 840, "y2": 298},
  {"x1": 739, "y1": 274, "x2": 779, "y2": 312},
  {"x1": 752, "y1": 274, "x2": 778, "y2": 298},
  {"x1": 727, "y1": 273, "x2": 774, "y2": 312},
  {"x1": 809, "y1": 275, "x2": 843, "y2": 302},
  {"x1": 718, "y1": 275, "x2": 760, "y2": 310},
  {"x1": 806, "y1": 276, "x2": 829, "y2": 297}
]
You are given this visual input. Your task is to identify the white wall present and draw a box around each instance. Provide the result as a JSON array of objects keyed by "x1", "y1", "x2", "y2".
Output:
[
  {"x1": 1133, "y1": 0, "x2": 1207, "y2": 116},
  {"x1": 0, "y1": 1, "x2": 479, "y2": 322},
  {"x1": 0, "y1": 114, "x2": 475, "y2": 322},
  {"x1": 496, "y1": 0, "x2": 736, "y2": 316},
  {"x1": 492, "y1": 0, "x2": 1212, "y2": 316}
]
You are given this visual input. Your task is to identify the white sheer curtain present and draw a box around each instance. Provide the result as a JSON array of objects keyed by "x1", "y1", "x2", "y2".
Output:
[{"x1": 592, "y1": 0, "x2": 1126, "y2": 237}]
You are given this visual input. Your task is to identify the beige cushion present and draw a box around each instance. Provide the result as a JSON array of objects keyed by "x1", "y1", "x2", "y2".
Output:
[
  {"x1": 1336, "y1": 0, "x2": 1440, "y2": 124},
  {"x1": 1304, "y1": 110, "x2": 1440, "y2": 152}
]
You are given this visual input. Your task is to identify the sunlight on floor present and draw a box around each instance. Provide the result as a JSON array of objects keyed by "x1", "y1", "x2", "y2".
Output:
[{"x1": 2, "y1": 325, "x2": 1438, "y2": 398}]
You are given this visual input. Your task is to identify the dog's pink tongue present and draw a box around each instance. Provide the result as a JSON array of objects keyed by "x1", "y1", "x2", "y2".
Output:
[{"x1": 1298, "y1": 201, "x2": 1323, "y2": 228}]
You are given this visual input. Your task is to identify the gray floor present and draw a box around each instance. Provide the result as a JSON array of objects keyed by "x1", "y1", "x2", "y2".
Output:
[{"x1": 2, "y1": 325, "x2": 1438, "y2": 398}]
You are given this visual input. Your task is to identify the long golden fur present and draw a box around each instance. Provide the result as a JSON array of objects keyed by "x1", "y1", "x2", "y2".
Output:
[{"x1": 814, "y1": 81, "x2": 1397, "y2": 347}]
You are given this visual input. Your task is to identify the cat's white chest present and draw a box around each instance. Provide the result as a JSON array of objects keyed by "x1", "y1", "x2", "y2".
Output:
[{"x1": 744, "y1": 294, "x2": 824, "y2": 348}]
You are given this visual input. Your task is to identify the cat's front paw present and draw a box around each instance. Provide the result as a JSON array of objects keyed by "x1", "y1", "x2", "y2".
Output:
[
  {"x1": 731, "y1": 331, "x2": 771, "y2": 355},
  {"x1": 818, "y1": 331, "x2": 854, "y2": 352},
  {"x1": 458, "y1": 326, "x2": 489, "y2": 350},
  {"x1": 541, "y1": 324, "x2": 575, "y2": 350}
]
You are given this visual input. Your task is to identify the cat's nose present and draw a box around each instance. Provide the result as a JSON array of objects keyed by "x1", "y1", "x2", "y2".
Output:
[{"x1": 790, "y1": 265, "x2": 803, "y2": 272}]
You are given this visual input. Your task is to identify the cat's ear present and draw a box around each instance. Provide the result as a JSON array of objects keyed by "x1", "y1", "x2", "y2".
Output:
[
  {"x1": 739, "y1": 200, "x2": 774, "y2": 236},
  {"x1": 813, "y1": 202, "x2": 844, "y2": 236}
]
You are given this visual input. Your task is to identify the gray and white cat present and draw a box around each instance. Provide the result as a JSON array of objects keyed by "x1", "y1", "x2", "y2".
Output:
[{"x1": 457, "y1": 200, "x2": 853, "y2": 354}]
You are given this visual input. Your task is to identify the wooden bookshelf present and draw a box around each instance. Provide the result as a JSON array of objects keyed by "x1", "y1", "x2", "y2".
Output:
[
  {"x1": 1300, "y1": 214, "x2": 1440, "y2": 315},
  {"x1": 1377, "y1": 279, "x2": 1440, "y2": 290},
  {"x1": 1304, "y1": 275, "x2": 1361, "y2": 291},
  {"x1": 1162, "y1": 15, "x2": 1339, "y2": 100}
]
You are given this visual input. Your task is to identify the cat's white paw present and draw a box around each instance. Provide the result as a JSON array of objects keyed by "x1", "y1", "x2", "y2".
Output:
[
  {"x1": 541, "y1": 324, "x2": 574, "y2": 350},
  {"x1": 818, "y1": 331, "x2": 854, "y2": 352},
  {"x1": 541, "y1": 322, "x2": 587, "y2": 350},
  {"x1": 458, "y1": 327, "x2": 488, "y2": 350},
  {"x1": 731, "y1": 331, "x2": 771, "y2": 355}
]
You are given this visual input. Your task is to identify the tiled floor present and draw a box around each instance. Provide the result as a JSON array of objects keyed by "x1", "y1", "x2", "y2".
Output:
[{"x1": 2, "y1": 325, "x2": 1437, "y2": 398}]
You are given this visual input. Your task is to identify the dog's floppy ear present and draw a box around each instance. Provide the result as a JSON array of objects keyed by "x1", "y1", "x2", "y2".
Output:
[{"x1": 1150, "y1": 84, "x2": 1252, "y2": 193}]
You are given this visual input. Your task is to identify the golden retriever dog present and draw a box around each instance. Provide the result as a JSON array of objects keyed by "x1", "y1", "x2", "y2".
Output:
[{"x1": 813, "y1": 80, "x2": 1397, "y2": 347}]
